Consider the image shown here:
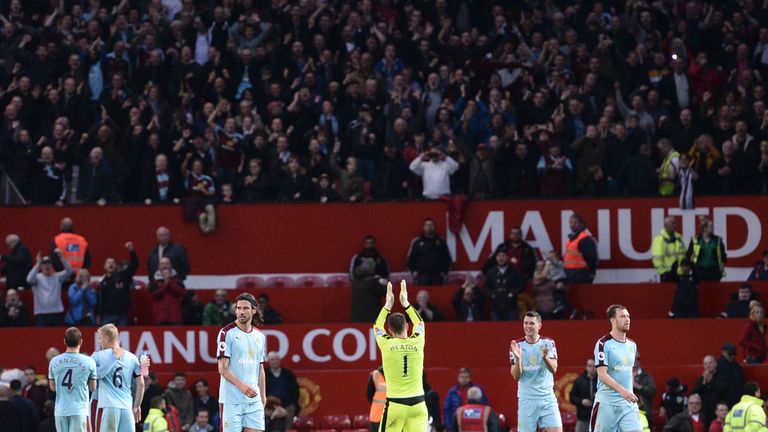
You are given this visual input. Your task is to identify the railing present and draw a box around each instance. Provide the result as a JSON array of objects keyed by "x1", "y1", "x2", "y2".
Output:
[{"x1": 0, "y1": 166, "x2": 25, "y2": 205}]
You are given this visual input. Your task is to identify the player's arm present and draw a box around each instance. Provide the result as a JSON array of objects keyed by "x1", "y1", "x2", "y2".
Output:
[
  {"x1": 509, "y1": 340, "x2": 522, "y2": 381},
  {"x1": 596, "y1": 367, "x2": 637, "y2": 402},
  {"x1": 399, "y1": 280, "x2": 425, "y2": 338},
  {"x1": 542, "y1": 342, "x2": 558, "y2": 374},
  {"x1": 373, "y1": 282, "x2": 396, "y2": 340},
  {"x1": 218, "y1": 357, "x2": 256, "y2": 396},
  {"x1": 89, "y1": 378, "x2": 96, "y2": 392},
  {"x1": 260, "y1": 362, "x2": 267, "y2": 407},
  {"x1": 48, "y1": 379, "x2": 55, "y2": 392},
  {"x1": 133, "y1": 374, "x2": 145, "y2": 422}
]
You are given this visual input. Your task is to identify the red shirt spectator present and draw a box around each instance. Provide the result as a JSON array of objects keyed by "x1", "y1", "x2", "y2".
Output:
[
  {"x1": 149, "y1": 258, "x2": 186, "y2": 325},
  {"x1": 738, "y1": 303, "x2": 767, "y2": 363}
]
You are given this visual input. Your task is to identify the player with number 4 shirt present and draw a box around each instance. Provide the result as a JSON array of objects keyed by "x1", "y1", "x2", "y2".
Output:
[{"x1": 48, "y1": 327, "x2": 97, "y2": 432}]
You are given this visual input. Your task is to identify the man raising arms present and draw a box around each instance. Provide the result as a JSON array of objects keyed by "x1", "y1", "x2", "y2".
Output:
[
  {"x1": 217, "y1": 293, "x2": 267, "y2": 432},
  {"x1": 374, "y1": 280, "x2": 428, "y2": 432},
  {"x1": 48, "y1": 327, "x2": 97, "y2": 432},
  {"x1": 509, "y1": 311, "x2": 563, "y2": 432},
  {"x1": 591, "y1": 305, "x2": 642, "y2": 432},
  {"x1": 92, "y1": 324, "x2": 145, "y2": 432}
]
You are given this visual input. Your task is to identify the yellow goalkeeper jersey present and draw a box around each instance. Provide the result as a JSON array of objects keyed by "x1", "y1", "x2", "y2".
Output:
[{"x1": 373, "y1": 306, "x2": 425, "y2": 399}]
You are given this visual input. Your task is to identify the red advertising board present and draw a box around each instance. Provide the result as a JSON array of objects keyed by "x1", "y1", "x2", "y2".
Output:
[
  {"x1": 2, "y1": 320, "x2": 765, "y2": 419},
  {"x1": 0, "y1": 196, "x2": 764, "y2": 279}
]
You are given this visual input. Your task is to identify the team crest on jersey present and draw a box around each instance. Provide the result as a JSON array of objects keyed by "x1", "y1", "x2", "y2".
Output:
[{"x1": 597, "y1": 352, "x2": 605, "y2": 362}]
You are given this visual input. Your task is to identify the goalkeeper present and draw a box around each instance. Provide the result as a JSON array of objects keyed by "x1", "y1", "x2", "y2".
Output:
[{"x1": 373, "y1": 280, "x2": 428, "y2": 432}]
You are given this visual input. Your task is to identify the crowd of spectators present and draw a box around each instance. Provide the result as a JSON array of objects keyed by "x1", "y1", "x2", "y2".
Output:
[{"x1": 0, "y1": 0, "x2": 767, "y2": 208}]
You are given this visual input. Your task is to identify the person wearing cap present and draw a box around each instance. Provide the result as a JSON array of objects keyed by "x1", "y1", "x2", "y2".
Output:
[
  {"x1": 312, "y1": 173, "x2": 341, "y2": 203},
  {"x1": 723, "y1": 382, "x2": 767, "y2": 432},
  {"x1": 747, "y1": 250, "x2": 768, "y2": 281},
  {"x1": 468, "y1": 143, "x2": 496, "y2": 200},
  {"x1": 409, "y1": 147, "x2": 459, "y2": 199},
  {"x1": 26, "y1": 249, "x2": 73, "y2": 326},
  {"x1": 717, "y1": 342, "x2": 744, "y2": 407}
]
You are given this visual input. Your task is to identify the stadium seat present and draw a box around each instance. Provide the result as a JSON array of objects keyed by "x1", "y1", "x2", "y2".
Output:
[
  {"x1": 561, "y1": 411, "x2": 577, "y2": 432},
  {"x1": 292, "y1": 415, "x2": 315, "y2": 430},
  {"x1": 132, "y1": 279, "x2": 147, "y2": 290},
  {"x1": 446, "y1": 273, "x2": 467, "y2": 285},
  {"x1": 389, "y1": 272, "x2": 413, "y2": 286},
  {"x1": 326, "y1": 275, "x2": 352, "y2": 288},
  {"x1": 296, "y1": 275, "x2": 326, "y2": 288},
  {"x1": 265, "y1": 276, "x2": 297, "y2": 289},
  {"x1": 236, "y1": 276, "x2": 266, "y2": 290},
  {"x1": 321, "y1": 415, "x2": 352, "y2": 430},
  {"x1": 351, "y1": 415, "x2": 369, "y2": 429}
]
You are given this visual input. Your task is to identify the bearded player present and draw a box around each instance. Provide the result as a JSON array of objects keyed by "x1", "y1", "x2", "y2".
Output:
[
  {"x1": 509, "y1": 311, "x2": 562, "y2": 432},
  {"x1": 217, "y1": 293, "x2": 267, "y2": 432},
  {"x1": 373, "y1": 280, "x2": 427, "y2": 432}
]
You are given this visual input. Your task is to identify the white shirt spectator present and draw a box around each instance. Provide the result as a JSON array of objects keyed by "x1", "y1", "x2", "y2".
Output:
[
  {"x1": 674, "y1": 72, "x2": 690, "y2": 108},
  {"x1": 409, "y1": 154, "x2": 459, "y2": 199},
  {"x1": 26, "y1": 259, "x2": 73, "y2": 315}
]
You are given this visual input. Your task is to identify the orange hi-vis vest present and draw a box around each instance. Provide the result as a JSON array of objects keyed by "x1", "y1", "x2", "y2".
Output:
[
  {"x1": 564, "y1": 230, "x2": 590, "y2": 270},
  {"x1": 457, "y1": 404, "x2": 491, "y2": 432},
  {"x1": 54, "y1": 232, "x2": 88, "y2": 270},
  {"x1": 369, "y1": 369, "x2": 387, "y2": 423}
]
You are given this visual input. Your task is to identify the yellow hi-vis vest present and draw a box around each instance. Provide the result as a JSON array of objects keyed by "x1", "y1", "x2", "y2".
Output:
[{"x1": 724, "y1": 395, "x2": 768, "y2": 432}]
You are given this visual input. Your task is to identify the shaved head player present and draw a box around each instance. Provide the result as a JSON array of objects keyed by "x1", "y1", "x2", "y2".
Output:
[
  {"x1": 373, "y1": 280, "x2": 428, "y2": 432},
  {"x1": 217, "y1": 293, "x2": 267, "y2": 432},
  {"x1": 591, "y1": 305, "x2": 641, "y2": 432}
]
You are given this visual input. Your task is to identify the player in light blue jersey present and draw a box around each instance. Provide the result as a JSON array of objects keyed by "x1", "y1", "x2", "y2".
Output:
[
  {"x1": 92, "y1": 324, "x2": 146, "y2": 432},
  {"x1": 509, "y1": 311, "x2": 563, "y2": 432},
  {"x1": 48, "y1": 327, "x2": 98, "y2": 432},
  {"x1": 217, "y1": 293, "x2": 267, "y2": 432},
  {"x1": 590, "y1": 304, "x2": 641, "y2": 432}
]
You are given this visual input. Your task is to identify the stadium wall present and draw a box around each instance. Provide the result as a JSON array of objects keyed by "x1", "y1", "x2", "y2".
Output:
[
  {"x1": 2, "y1": 320, "x2": 765, "y2": 418},
  {"x1": 1, "y1": 196, "x2": 765, "y2": 285}
]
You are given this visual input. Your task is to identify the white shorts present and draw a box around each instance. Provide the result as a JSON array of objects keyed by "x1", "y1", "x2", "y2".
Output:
[
  {"x1": 55, "y1": 415, "x2": 90, "y2": 432},
  {"x1": 518, "y1": 397, "x2": 562, "y2": 432},
  {"x1": 590, "y1": 402, "x2": 642, "y2": 432},
  {"x1": 95, "y1": 407, "x2": 134, "y2": 432},
  {"x1": 221, "y1": 402, "x2": 265, "y2": 432}
]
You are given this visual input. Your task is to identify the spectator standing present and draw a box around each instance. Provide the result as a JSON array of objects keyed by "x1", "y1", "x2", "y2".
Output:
[
  {"x1": 564, "y1": 214, "x2": 598, "y2": 284},
  {"x1": 484, "y1": 249, "x2": 524, "y2": 321},
  {"x1": 633, "y1": 353, "x2": 658, "y2": 425},
  {"x1": 452, "y1": 278, "x2": 486, "y2": 322},
  {"x1": 483, "y1": 227, "x2": 538, "y2": 280},
  {"x1": 258, "y1": 294, "x2": 284, "y2": 325},
  {"x1": 149, "y1": 257, "x2": 186, "y2": 325},
  {"x1": 709, "y1": 403, "x2": 729, "y2": 432},
  {"x1": 65, "y1": 269, "x2": 97, "y2": 326},
  {"x1": 350, "y1": 258, "x2": 387, "y2": 323},
  {"x1": 26, "y1": 250, "x2": 72, "y2": 326},
  {"x1": 747, "y1": 250, "x2": 768, "y2": 281},
  {"x1": 661, "y1": 378, "x2": 688, "y2": 419},
  {"x1": 349, "y1": 236, "x2": 390, "y2": 280},
  {"x1": 687, "y1": 218, "x2": 727, "y2": 281},
  {"x1": 450, "y1": 387, "x2": 498, "y2": 432},
  {"x1": 569, "y1": 359, "x2": 597, "y2": 432},
  {"x1": 20, "y1": 366, "x2": 48, "y2": 418},
  {"x1": 415, "y1": 290, "x2": 443, "y2": 322},
  {"x1": 192, "y1": 380, "x2": 218, "y2": 428},
  {"x1": 144, "y1": 396, "x2": 170, "y2": 432},
  {"x1": 165, "y1": 372, "x2": 194, "y2": 430},
  {"x1": 1, "y1": 234, "x2": 32, "y2": 290},
  {"x1": 693, "y1": 356, "x2": 728, "y2": 427},
  {"x1": 677, "y1": 153, "x2": 697, "y2": 210},
  {"x1": 330, "y1": 144, "x2": 365, "y2": 202},
  {"x1": 98, "y1": 242, "x2": 139, "y2": 326},
  {"x1": 0, "y1": 289, "x2": 27, "y2": 327},
  {"x1": 367, "y1": 367, "x2": 386, "y2": 432},
  {"x1": 148, "y1": 227, "x2": 191, "y2": 281},
  {"x1": 717, "y1": 343, "x2": 744, "y2": 407},
  {"x1": 657, "y1": 139, "x2": 680, "y2": 197},
  {"x1": 722, "y1": 284, "x2": 759, "y2": 319},
  {"x1": 141, "y1": 373, "x2": 165, "y2": 422},
  {"x1": 443, "y1": 368, "x2": 488, "y2": 431},
  {"x1": 409, "y1": 149, "x2": 459, "y2": 199},
  {"x1": 406, "y1": 218, "x2": 452, "y2": 285},
  {"x1": 0, "y1": 384, "x2": 23, "y2": 430},
  {"x1": 202, "y1": 289, "x2": 234, "y2": 326},
  {"x1": 663, "y1": 394, "x2": 705, "y2": 432},
  {"x1": 738, "y1": 302, "x2": 767, "y2": 364},
  {"x1": 669, "y1": 259, "x2": 700, "y2": 318},
  {"x1": 537, "y1": 143, "x2": 573, "y2": 196},
  {"x1": 182, "y1": 291, "x2": 204, "y2": 325},
  {"x1": 652, "y1": 216, "x2": 685, "y2": 282},
  {"x1": 51, "y1": 217, "x2": 91, "y2": 273},
  {"x1": 722, "y1": 383, "x2": 766, "y2": 432},
  {"x1": 9, "y1": 380, "x2": 38, "y2": 431},
  {"x1": 265, "y1": 352, "x2": 300, "y2": 428}
]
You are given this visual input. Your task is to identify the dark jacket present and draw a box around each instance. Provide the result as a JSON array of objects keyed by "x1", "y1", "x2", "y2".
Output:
[
  {"x1": 406, "y1": 235, "x2": 452, "y2": 277},
  {"x1": 671, "y1": 270, "x2": 699, "y2": 318},
  {"x1": 140, "y1": 169, "x2": 183, "y2": 203},
  {"x1": 716, "y1": 356, "x2": 744, "y2": 406},
  {"x1": 569, "y1": 370, "x2": 597, "y2": 421},
  {"x1": 374, "y1": 153, "x2": 409, "y2": 199},
  {"x1": 265, "y1": 367, "x2": 300, "y2": 409},
  {"x1": 1, "y1": 241, "x2": 32, "y2": 289},
  {"x1": 77, "y1": 159, "x2": 119, "y2": 203},
  {"x1": 0, "y1": 298, "x2": 27, "y2": 327},
  {"x1": 619, "y1": 153, "x2": 657, "y2": 195},
  {"x1": 30, "y1": 163, "x2": 66, "y2": 205},
  {"x1": 482, "y1": 241, "x2": 537, "y2": 278},
  {"x1": 484, "y1": 265, "x2": 524, "y2": 313},
  {"x1": 663, "y1": 412, "x2": 694, "y2": 432},
  {"x1": 98, "y1": 251, "x2": 138, "y2": 315},
  {"x1": 692, "y1": 370, "x2": 728, "y2": 427},
  {"x1": 451, "y1": 286, "x2": 486, "y2": 321},
  {"x1": 147, "y1": 242, "x2": 191, "y2": 281},
  {"x1": 349, "y1": 250, "x2": 390, "y2": 280},
  {"x1": 351, "y1": 276, "x2": 386, "y2": 323}
]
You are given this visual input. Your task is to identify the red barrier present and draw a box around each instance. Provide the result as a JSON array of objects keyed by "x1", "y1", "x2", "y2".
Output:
[
  {"x1": 1, "y1": 197, "x2": 765, "y2": 275},
  {"x1": 2, "y1": 320, "x2": 765, "y2": 419},
  {"x1": 17, "y1": 282, "x2": 768, "y2": 325}
]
